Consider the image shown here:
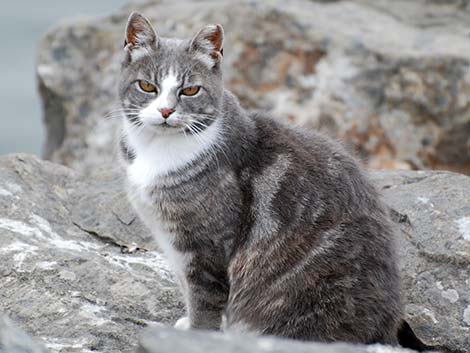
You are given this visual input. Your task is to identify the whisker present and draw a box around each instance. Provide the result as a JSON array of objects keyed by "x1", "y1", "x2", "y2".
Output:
[
  {"x1": 103, "y1": 113, "x2": 140, "y2": 121},
  {"x1": 128, "y1": 102, "x2": 144, "y2": 109},
  {"x1": 104, "y1": 110, "x2": 140, "y2": 116},
  {"x1": 187, "y1": 113, "x2": 218, "y2": 120},
  {"x1": 103, "y1": 108, "x2": 141, "y2": 119},
  {"x1": 188, "y1": 119, "x2": 209, "y2": 130},
  {"x1": 186, "y1": 122, "x2": 222, "y2": 176}
]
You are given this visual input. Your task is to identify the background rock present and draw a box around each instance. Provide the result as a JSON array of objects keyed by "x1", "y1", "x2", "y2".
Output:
[
  {"x1": 0, "y1": 154, "x2": 469, "y2": 352},
  {"x1": 37, "y1": 0, "x2": 470, "y2": 175}
]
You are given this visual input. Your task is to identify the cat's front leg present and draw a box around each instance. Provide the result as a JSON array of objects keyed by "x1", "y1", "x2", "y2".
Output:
[{"x1": 182, "y1": 263, "x2": 229, "y2": 331}]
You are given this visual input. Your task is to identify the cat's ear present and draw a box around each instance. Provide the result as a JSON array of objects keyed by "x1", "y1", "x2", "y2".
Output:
[
  {"x1": 189, "y1": 24, "x2": 224, "y2": 68},
  {"x1": 124, "y1": 12, "x2": 158, "y2": 61}
]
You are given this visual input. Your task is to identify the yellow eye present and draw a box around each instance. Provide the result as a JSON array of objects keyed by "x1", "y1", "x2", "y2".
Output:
[
  {"x1": 181, "y1": 86, "x2": 200, "y2": 96},
  {"x1": 138, "y1": 80, "x2": 157, "y2": 93}
]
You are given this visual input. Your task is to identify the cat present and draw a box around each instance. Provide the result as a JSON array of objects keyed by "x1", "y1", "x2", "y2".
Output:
[{"x1": 118, "y1": 12, "x2": 404, "y2": 346}]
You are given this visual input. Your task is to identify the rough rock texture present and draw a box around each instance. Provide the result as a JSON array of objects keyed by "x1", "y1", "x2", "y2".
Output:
[
  {"x1": 0, "y1": 154, "x2": 469, "y2": 352},
  {"x1": 0, "y1": 154, "x2": 183, "y2": 353},
  {"x1": 37, "y1": 0, "x2": 470, "y2": 175},
  {"x1": 137, "y1": 326, "x2": 417, "y2": 353},
  {"x1": 374, "y1": 170, "x2": 470, "y2": 353}
]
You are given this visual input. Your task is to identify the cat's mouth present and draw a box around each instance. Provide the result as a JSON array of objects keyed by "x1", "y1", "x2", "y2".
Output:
[
  {"x1": 146, "y1": 120, "x2": 187, "y2": 135},
  {"x1": 148, "y1": 120, "x2": 179, "y2": 129}
]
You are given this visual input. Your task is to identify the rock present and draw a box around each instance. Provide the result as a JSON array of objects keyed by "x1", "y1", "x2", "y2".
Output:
[
  {"x1": 0, "y1": 154, "x2": 469, "y2": 352},
  {"x1": 0, "y1": 316, "x2": 50, "y2": 353},
  {"x1": 0, "y1": 154, "x2": 184, "y2": 353},
  {"x1": 37, "y1": 0, "x2": 470, "y2": 175},
  {"x1": 137, "y1": 326, "x2": 417, "y2": 353},
  {"x1": 373, "y1": 170, "x2": 470, "y2": 353}
]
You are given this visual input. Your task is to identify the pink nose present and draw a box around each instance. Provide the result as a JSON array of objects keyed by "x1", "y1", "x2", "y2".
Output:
[{"x1": 159, "y1": 108, "x2": 175, "y2": 119}]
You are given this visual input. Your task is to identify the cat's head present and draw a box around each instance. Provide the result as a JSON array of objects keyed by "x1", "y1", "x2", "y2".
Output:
[{"x1": 119, "y1": 12, "x2": 224, "y2": 136}]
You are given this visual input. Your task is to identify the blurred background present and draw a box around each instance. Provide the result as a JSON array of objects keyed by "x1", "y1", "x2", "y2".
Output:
[
  {"x1": 0, "y1": 0, "x2": 128, "y2": 155},
  {"x1": 1, "y1": 0, "x2": 469, "y2": 174}
]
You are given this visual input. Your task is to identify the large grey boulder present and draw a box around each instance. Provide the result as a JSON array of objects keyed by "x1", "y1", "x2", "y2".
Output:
[
  {"x1": 0, "y1": 154, "x2": 469, "y2": 352},
  {"x1": 37, "y1": 0, "x2": 470, "y2": 175}
]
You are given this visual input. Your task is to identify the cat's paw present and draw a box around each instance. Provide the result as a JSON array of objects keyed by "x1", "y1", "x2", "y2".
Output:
[{"x1": 174, "y1": 317, "x2": 190, "y2": 330}]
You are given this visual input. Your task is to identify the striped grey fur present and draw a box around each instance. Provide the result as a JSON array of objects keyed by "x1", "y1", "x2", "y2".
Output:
[{"x1": 117, "y1": 13, "x2": 403, "y2": 345}]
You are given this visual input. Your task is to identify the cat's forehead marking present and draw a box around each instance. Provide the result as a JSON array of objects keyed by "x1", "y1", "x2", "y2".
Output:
[{"x1": 160, "y1": 67, "x2": 180, "y2": 95}]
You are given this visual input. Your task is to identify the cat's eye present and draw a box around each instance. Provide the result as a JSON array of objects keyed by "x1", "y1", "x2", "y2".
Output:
[
  {"x1": 180, "y1": 86, "x2": 200, "y2": 96},
  {"x1": 137, "y1": 80, "x2": 157, "y2": 93}
]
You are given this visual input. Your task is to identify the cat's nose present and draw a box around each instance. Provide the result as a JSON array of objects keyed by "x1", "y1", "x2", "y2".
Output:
[{"x1": 159, "y1": 108, "x2": 175, "y2": 119}]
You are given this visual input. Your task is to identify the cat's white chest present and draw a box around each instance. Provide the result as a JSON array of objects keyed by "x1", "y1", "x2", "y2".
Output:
[
  {"x1": 126, "y1": 156, "x2": 159, "y2": 205},
  {"x1": 124, "y1": 119, "x2": 220, "y2": 188}
]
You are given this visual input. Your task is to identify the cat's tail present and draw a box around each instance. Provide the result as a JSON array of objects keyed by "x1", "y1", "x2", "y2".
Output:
[{"x1": 397, "y1": 320, "x2": 437, "y2": 352}]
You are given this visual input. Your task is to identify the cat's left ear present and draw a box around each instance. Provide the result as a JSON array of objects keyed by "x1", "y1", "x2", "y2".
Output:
[
  {"x1": 123, "y1": 12, "x2": 158, "y2": 62},
  {"x1": 189, "y1": 24, "x2": 224, "y2": 68}
]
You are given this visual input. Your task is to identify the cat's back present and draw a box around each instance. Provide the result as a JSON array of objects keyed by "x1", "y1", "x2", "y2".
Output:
[{"x1": 246, "y1": 113, "x2": 382, "y2": 216}]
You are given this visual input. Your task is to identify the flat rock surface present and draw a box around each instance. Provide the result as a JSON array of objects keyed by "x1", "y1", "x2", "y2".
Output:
[
  {"x1": 0, "y1": 154, "x2": 469, "y2": 352},
  {"x1": 37, "y1": 0, "x2": 470, "y2": 174}
]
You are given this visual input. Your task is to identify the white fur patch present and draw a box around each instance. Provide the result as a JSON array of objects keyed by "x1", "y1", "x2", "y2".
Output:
[
  {"x1": 124, "y1": 117, "x2": 221, "y2": 184},
  {"x1": 227, "y1": 320, "x2": 260, "y2": 335},
  {"x1": 174, "y1": 316, "x2": 190, "y2": 330}
]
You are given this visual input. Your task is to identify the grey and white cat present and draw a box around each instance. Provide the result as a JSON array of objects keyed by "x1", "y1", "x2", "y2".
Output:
[{"x1": 118, "y1": 12, "x2": 404, "y2": 345}]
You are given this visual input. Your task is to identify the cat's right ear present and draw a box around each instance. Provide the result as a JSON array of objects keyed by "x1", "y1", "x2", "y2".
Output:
[
  {"x1": 189, "y1": 24, "x2": 224, "y2": 69},
  {"x1": 123, "y1": 12, "x2": 158, "y2": 64}
]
